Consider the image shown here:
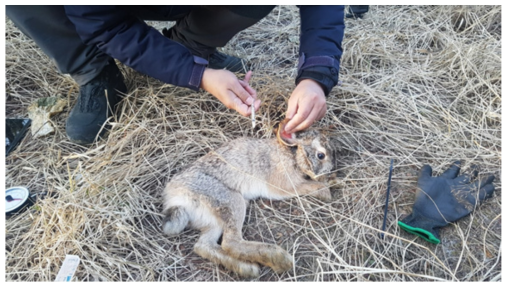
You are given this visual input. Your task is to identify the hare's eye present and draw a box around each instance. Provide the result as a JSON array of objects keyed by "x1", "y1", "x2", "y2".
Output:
[{"x1": 317, "y1": 152, "x2": 325, "y2": 160}]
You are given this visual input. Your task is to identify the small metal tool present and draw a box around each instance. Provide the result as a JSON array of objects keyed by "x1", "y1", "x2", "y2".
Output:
[
  {"x1": 251, "y1": 104, "x2": 255, "y2": 129},
  {"x1": 380, "y1": 159, "x2": 394, "y2": 239}
]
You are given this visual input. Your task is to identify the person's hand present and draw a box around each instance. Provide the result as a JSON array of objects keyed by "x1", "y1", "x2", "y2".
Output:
[
  {"x1": 200, "y1": 68, "x2": 260, "y2": 117},
  {"x1": 284, "y1": 79, "x2": 327, "y2": 133}
]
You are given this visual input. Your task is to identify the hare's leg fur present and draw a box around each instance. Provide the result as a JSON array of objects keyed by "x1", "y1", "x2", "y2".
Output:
[
  {"x1": 218, "y1": 192, "x2": 293, "y2": 274},
  {"x1": 163, "y1": 184, "x2": 260, "y2": 277},
  {"x1": 162, "y1": 206, "x2": 189, "y2": 236},
  {"x1": 194, "y1": 226, "x2": 260, "y2": 278}
]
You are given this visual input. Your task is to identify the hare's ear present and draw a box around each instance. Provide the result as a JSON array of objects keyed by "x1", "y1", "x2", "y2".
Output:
[{"x1": 276, "y1": 119, "x2": 297, "y2": 147}]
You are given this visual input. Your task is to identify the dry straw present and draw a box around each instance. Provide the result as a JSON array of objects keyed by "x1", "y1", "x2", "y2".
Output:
[{"x1": 5, "y1": 5, "x2": 501, "y2": 281}]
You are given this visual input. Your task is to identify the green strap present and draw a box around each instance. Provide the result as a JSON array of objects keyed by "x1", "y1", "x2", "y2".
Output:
[{"x1": 398, "y1": 221, "x2": 441, "y2": 244}]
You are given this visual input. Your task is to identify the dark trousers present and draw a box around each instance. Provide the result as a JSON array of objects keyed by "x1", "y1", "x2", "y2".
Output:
[{"x1": 6, "y1": 5, "x2": 275, "y2": 85}]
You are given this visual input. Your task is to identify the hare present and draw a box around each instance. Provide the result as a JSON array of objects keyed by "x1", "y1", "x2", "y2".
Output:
[{"x1": 162, "y1": 119, "x2": 337, "y2": 278}]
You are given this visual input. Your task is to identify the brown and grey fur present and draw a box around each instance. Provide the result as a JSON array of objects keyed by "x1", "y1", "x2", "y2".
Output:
[{"x1": 162, "y1": 121, "x2": 336, "y2": 278}]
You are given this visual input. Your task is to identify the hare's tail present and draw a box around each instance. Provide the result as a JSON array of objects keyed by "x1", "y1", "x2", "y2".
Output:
[{"x1": 162, "y1": 206, "x2": 189, "y2": 235}]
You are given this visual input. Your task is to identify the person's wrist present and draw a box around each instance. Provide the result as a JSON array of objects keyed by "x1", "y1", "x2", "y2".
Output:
[
  {"x1": 297, "y1": 73, "x2": 332, "y2": 94},
  {"x1": 199, "y1": 67, "x2": 212, "y2": 90},
  {"x1": 298, "y1": 78, "x2": 321, "y2": 87},
  {"x1": 297, "y1": 79, "x2": 325, "y2": 95}
]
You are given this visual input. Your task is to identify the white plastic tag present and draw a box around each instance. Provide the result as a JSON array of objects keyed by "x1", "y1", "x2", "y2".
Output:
[{"x1": 54, "y1": 255, "x2": 80, "y2": 282}]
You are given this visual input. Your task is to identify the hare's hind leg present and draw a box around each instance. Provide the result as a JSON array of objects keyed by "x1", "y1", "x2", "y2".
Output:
[
  {"x1": 162, "y1": 184, "x2": 193, "y2": 236},
  {"x1": 219, "y1": 193, "x2": 293, "y2": 274},
  {"x1": 194, "y1": 226, "x2": 260, "y2": 278}
]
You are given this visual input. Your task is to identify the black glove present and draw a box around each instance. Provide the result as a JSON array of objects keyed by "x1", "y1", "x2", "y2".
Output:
[{"x1": 398, "y1": 161, "x2": 495, "y2": 244}]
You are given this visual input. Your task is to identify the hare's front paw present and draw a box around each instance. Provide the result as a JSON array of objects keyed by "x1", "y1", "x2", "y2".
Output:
[
  {"x1": 236, "y1": 261, "x2": 260, "y2": 278},
  {"x1": 270, "y1": 248, "x2": 293, "y2": 274},
  {"x1": 312, "y1": 188, "x2": 332, "y2": 202},
  {"x1": 328, "y1": 177, "x2": 342, "y2": 186}
]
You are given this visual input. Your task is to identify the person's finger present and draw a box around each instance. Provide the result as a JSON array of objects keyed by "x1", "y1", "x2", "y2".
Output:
[
  {"x1": 440, "y1": 161, "x2": 461, "y2": 179},
  {"x1": 285, "y1": 96, "x2": 299, "y2": 122},
  {"x1": 227, "y1": 90, "x2": 251, "y2": 117},
  {"x1": 292, "y1": 112, "x2": 318, "y2": 132},
  {"x1": 287, "y1": 102, "x2": 318, "y2": 133},
  {"x1": 285, "y1": 101, "x2": 312, "y2": 133},
  {"x1": 253, "y1": 99, "x2": 262, "y2": 113},
  {"x1": 231, "y1": 82, "x2": 255, "y2": 106},
  {"x1": 240, "y1": 71, "x2": 257, "y2": 98},
  {"x1": 318, "y1": 104, "x2": 327, "y2": 120},
  {"x1": 247, "y1": 99, "x2": 262, "y2": 116},
  {"x1": 243, "y1": 70, "x2": 253, "y2": 83},
  {"x1": 238, "y1": 79, "x2": 257, "y2": 99}
]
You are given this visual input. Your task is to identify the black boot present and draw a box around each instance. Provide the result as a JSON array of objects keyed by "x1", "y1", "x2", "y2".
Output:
[
  {"x1": 162, "y1": 27, "x2": 247, "y2": 73},
  {"x1": 66, "y1": 60, "x2": 127, "y2": 145},
  {"x1": 346, "y1": 5, "x2": 369, "y2": 19}
]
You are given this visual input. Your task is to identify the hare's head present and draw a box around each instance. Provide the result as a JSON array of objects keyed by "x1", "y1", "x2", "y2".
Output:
[{"x1": 276, "y1": 119, "x2": 336, "y2": 182}]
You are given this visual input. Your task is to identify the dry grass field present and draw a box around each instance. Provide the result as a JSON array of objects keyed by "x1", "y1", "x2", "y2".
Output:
[{"x1": 4, "y1": 5, "x2": 501, "y2": 281}]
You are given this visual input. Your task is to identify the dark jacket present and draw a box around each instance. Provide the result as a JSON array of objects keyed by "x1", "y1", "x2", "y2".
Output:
[{"x1": 64, "y1": 5, "x2": 344, "y2": 94}]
